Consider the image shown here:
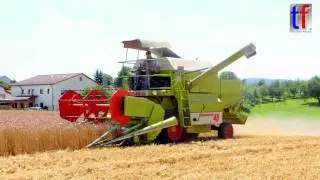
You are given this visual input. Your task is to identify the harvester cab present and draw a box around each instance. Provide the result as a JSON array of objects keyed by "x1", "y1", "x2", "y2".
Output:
[{"x1": 59, "y1": 39, "x2": 256, "y2": 147}]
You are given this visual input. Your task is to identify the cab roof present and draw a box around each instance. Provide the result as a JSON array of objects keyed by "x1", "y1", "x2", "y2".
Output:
[
  {"x1": 122, "y1": 39, "x2": 170, "y2": 50},
  {"x1": 122, "y1": 39, "x2": 180, "y2": 58}
]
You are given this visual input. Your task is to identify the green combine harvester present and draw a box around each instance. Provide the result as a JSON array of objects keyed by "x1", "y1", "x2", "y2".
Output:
[{"x1": 59, "y1": 39, "x2": 257, "y2": 147}]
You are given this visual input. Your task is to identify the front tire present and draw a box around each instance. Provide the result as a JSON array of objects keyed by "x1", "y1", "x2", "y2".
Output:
[
  {"x1": 218, "y1": 122, "x2": 233, "y2": 139},
  {"x1": 156, "y1": 124, "x2": 184, "y2": 143}
]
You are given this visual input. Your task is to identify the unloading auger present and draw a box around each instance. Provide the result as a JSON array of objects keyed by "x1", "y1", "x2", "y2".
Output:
[{"x1": 59, "y1": 39, "x2": 257, "y2": 147}]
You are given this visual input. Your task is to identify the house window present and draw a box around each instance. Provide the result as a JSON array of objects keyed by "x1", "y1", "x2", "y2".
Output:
[
  {"x1": 31, "y1": 89, "x2": 34, "y2": 94},
  {"x1": 21, "y1": 89, "x2": 24, "y2": 94},
  {"x1": 47, "y1": 89, "x2": 50, "y2": 94},
  {"x1": 28, "y1": 89, "x2": 31, "y2": 94},
  {"x1": 40, "y1": 89, "x2": 44, "y2": 94},
  {"x1": 79, "y1": 76, "x2": 83, "y2": 81}
]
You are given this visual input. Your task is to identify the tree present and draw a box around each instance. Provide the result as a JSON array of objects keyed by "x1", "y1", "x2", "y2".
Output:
[
  {"x1": 220, "y1": 71, "x2": 239, "y2": 80},
  {"x1": 93, "y1": 69, "x2": 103, "y2": 85},
  {"x1": 300, "y1": 81, "x2": 309, "y2": 99},
  {"x1": 269, "y1": 80, "x2": 284, "y2": 102},
  {"x1": 243, "y1": 90, "x2": 255, "y2": 106},
  {"x1": 0, "y1": 80, "x2": 10, "y2": 89},
  {"x1": 82, "y1": 85, "x2": 112, "y2": 97},
  {"x1": 102, "y1": 73, "x2": 113, "y2": 87},
  {"x1": 258, "y1": 84, "x2": 268, "y2": 102},
  {"x1": 257, "y1": 79, "x2": 266, "y2": 86},
  {"x1": 253, "y1": 88, "x2": 261, "y2": 104},
  {"x1": 114, "y1": 66, "x2": 132, "y2": 88},
  {"x1": 10, "y1": 79, "x2": 16, "y2": 84},
  {"x1": 289, "y1": 86, "x2": 298, "y2": 98},
  {"x1": 308, "y1": 76, "x2": 320, "y2": 104}
]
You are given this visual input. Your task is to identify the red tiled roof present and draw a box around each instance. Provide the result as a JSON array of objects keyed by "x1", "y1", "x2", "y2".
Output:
[{"x1": 13, "y1": 73, "x2": 85, "y2": 86}]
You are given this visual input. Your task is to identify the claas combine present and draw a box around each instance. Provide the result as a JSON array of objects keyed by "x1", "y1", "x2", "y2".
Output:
[{"x1": 59, "y1": 39, "x2": 256, "y2": 147}]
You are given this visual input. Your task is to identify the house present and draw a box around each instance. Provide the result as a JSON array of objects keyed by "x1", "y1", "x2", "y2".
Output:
[
  {"x1": 0, "y1": 84, "x2": 33, "y2": 109},
  {"x1": 11, "y1": 73, "x2": 97, "y2": 110},
  {"x1": 0, "y1": 76, "x2": 12, "y2": 84}
]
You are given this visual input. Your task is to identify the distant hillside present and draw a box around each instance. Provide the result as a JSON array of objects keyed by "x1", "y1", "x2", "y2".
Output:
[{"x1": 243, "y1": 78, "x2": 288, "y2": 85}]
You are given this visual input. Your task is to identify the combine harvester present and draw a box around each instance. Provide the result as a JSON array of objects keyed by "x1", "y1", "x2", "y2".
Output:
[{"x1": 59, "y1": 39, "x2": 256, "y2": 147}]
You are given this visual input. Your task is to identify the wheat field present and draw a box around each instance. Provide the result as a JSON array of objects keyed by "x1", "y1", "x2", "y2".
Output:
[
  {"x1": 0, "y1": 136, "x2": 320, "y2": 179},
  {"x1": 0, "y1": 110, "x2": 107, "y2": 156},
  {"x1": 1, "y1": 111, "x2": 320, "y2": 179}
]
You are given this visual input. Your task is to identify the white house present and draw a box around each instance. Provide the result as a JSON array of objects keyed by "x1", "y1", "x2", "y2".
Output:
[
  {"x1": 0, "y1": 84, "x2": 33, "y2": 109},
  {"x1": 11, "y1": 73, "x2": 97, "y2": 110}
]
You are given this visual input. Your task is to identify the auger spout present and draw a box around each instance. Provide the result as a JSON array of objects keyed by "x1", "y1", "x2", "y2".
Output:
[{"x1": 189, "y1": 43, "x2": 256, "y2": 89}]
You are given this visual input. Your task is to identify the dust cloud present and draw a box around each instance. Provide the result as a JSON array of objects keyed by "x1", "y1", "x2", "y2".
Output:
[{"x1": 234, "y1": 117, "x2": 320, "y2": 136}]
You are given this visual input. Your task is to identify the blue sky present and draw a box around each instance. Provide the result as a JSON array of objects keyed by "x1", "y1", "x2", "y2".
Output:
[{"x1": 0, "y1": 0, "x2": 319, "y2": 81}]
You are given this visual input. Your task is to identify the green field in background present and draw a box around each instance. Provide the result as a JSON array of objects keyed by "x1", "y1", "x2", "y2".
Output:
[{"x1": 249, "y1": 98, "x2": 320, "y2": 120}]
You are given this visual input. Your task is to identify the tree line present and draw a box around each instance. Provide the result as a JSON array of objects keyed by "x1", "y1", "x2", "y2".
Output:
[
  {"x1": 243, "y1": 76, "x2": 319, "y2": 102},
  {"x1": 93, "y1": 66, "x2": 131, "y2": 88}
]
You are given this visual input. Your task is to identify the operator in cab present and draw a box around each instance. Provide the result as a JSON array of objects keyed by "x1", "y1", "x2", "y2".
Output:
[
  {"x1": 130, "y1": 50, "x2": 158, "y2": 90},
  {"x1": 141, "y1": 50, "x2": 157, "y2": 74},
  {"x1": 146, "y1": 50, "x2": 153, "y2": 59}
]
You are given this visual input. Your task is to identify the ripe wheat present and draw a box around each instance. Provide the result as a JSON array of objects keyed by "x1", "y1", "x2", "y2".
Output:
[{"x1": 0, "y1": 110, "x2": 107, "y2": 156}]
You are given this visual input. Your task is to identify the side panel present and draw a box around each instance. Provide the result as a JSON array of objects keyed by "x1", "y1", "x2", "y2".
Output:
[
  {"x1": 124, "y1": 96, "x2": 155, "y2": 117},
  {"x1": 189, "y1": 74, "x2": 220, "y2": 93},
  {"x1": 220, "y1": 79, "x2": 241, "y2": 104},
  {"x1": 188, "y1": 93, "x2": 224, "y2": 112},
  {"x1": 190, "y1": 112, "x2": 222, "y2": 127},
  {"x1": 188, "y1": 79, "x2": 246, "y2": 125},
  {"x1": 220, "y1": 79, "x2": 247, "y2": 124}
]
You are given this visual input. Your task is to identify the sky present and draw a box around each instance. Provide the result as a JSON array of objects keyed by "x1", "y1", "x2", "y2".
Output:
[{"x1": 0, "y1": 0, "x2": 319, "y2": 81}]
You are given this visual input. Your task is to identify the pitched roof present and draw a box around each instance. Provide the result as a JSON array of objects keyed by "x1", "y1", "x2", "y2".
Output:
[{"x1": 13, "y1": 73, "x2": 92, "y2": 86}]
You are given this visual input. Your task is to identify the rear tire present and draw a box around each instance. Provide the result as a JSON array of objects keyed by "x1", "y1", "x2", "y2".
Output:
[{"x1": 218, "y1": 122, "x2": 233, "y2": 139}]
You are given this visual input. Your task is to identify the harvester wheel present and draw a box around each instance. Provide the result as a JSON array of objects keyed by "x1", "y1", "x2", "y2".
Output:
[
  {"x1": 156, "y1": 124, "x2": 185, "y2": 144},
  {"x1": 218, "y1": 122, "x2": 233, "y2": 139},
  {"x1": 167, "y1": 124, "x2": 184, "y2": 141}
]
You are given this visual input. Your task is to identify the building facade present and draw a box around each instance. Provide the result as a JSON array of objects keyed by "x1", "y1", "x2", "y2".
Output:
[
  {"x1": 11, "y1": 73, "x2": 97, "y2": 110},
  {"x1": 0, "y1": 84, "x2": 32, "y2": 109}
]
